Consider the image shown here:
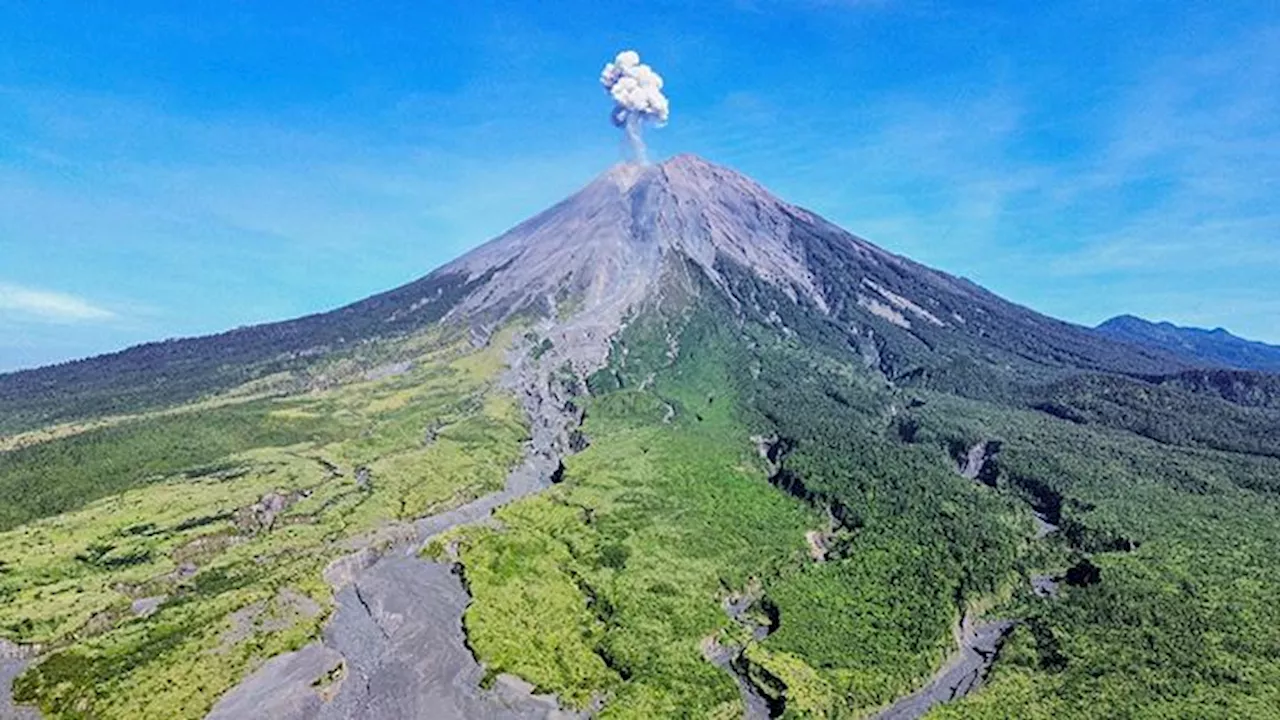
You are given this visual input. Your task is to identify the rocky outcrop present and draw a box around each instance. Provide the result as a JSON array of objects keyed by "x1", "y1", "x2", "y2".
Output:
[
  {"x1": 958, "y1": 441, "x2": 1001, "y2": 487},
  {"x1": 233, "y1": 490, "x2": 304, "y2": 534},
  {"x1": 702, "y1": 582, "x2": 777, "y2": 720},
  {"x1": 1031, "y1": 574, "x2": 1060, "y2": 599},
  {"x1": 130, "y1": 595, "x2": 166, "y2": 619}
]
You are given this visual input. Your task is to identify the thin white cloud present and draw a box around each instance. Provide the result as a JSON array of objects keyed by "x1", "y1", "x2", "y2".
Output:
[
  {"x1": 1044, "y1": 26, "x2": 1280, "y2": 278},
  {"x1": 667, "y1": 22, "x2": 1280, "y2": 346},
  {"x1": 0, "y1": 282, "x2": 115, "y2": 323},
  {"x1": 0, "y1": 86, "x2": 608, "y2": 347}
]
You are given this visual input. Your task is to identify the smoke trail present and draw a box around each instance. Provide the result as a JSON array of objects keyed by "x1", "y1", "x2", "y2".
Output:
[{"x1": 600, "y1": 50, "x2": 669, "y2": 163}]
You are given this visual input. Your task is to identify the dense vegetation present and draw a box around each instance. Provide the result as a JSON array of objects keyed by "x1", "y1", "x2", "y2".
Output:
[
  {"x1": 2, "y1": 331, "x2": 530, "y2": 718},
  {"x1": 915, "y1": 393, "x2": 1280, "y2": 718},
  {"x1": 1146, "y1": 367, "x2": 1280, "y2": 410},
  {"x1": 451, "y1": 282, "x2": 1034, "y2": 717},
  {"x1": 1032, "y1": 373, "x2": 1280, "y2": 458}
]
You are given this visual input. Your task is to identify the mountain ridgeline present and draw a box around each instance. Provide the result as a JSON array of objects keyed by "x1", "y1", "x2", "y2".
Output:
[
  {"x1": 3, "y1": 155, "x2": 1280, "y2": 720},
  {"x1": 2, "y1": 155, "x2": 1186, "y2": 433},
  {"x1": 1098, "y1": 313, "x2": 1280, "y2": 373}
]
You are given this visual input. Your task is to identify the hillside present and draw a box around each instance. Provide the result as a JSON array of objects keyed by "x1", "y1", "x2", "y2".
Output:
[
  {"x1": 0, "y1": 158, "x2": 1189, "y2": 438},
  {"x1": 2, "y1": 156, "x2": 1278, "y2": 720},
  {"x1": 1097, "y1": 314, "x2": 1280, "y2": 373}
]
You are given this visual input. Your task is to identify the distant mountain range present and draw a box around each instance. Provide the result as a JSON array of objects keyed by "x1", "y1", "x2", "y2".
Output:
[{"x1": 1097, "y1": 314, "x2": 1280, "y2": 373}]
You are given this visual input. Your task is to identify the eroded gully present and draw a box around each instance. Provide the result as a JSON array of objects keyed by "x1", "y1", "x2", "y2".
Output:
[
  {"x1": 870, "y1": 441, "x2": 1061, "y2": 720},
  {"x1": 207, "y1": 331, "x2": 587, "y2": 720},
  {"x1": 724, "y1": 438, "x2": 1059, "y2": 720}
]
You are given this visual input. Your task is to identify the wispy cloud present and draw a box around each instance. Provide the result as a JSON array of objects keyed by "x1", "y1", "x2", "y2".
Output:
[
  {"x1": 1047, "y1": 26, "x2": 1280, "y2": 278},
  {"x1": 0, "y1": 83, "x2": 611, "y2": 356},
  {"x1": 0, "y1": 283, "x2": 115, "y2": 323},
  {"x1": 671, "y1": 20, "x2": 1280, "y2": 343}
]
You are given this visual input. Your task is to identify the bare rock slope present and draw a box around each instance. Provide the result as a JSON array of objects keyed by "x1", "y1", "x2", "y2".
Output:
[
  {"x1": 441, "y1": 154, "x2": 1183, "y2": 383},
  {"x1": 0, "y1": 154, "x2": 1184, "y2": 436}
]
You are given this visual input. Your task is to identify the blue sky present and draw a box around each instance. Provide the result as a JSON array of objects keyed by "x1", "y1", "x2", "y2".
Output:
[{"x1": 1, "y1": 1, "x2": 1277, "y2": 371}]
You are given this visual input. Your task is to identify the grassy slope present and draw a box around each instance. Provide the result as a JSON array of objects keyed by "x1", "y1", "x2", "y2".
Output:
[
  {"x1": 0, "y1": 400, "x2": 351, "y2": 532},
  {"x1": 2, "y1": 330, "x2": 529, "y2": 719}
]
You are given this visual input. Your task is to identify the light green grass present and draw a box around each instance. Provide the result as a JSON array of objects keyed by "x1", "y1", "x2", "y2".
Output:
[
  {"x1": 3, "y1": 330, "x2": 530, "y2": 719},
  {"x1": 452, "y1": 335, "x2": 822, "y2": 717}
]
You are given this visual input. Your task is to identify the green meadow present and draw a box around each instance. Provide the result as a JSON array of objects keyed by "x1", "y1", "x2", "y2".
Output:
[{"x1": 2, "y1": 331, "x2": 529, "y2": 719}]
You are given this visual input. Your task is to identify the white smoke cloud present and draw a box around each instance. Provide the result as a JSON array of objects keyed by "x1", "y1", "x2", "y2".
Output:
[{"x1": 600, "y1": 50, "x2": 669, "y2": 163}]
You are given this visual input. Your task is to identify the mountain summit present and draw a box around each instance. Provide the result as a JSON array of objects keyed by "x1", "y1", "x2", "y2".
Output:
[
  {"x1": 430, "y1": 154, "x2": 833, "y2": 374},
  {"x1": 0, "y1": 155, "x2": 1184, "y2": 433},
  {"x1": 1097, "y1": 314, "x2": 1280, "y2": 373},
  {"x1": 435, "y1": 153, "x2": 1185, "y2": 382},
  {"x1": 5, "y1": 154, "x2": 1280, "y2": 720},
  {"x1": 440, "y1": 155, "x2": 826, "y2": 326}
]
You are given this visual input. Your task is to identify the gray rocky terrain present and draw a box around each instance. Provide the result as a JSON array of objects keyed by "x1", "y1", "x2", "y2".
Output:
[
  {"x1": 0, "y1": 640, "x2": 40, "y2": 720},
  {"x1": 208, "y1": 293, "x2": 604, "y2": 720},
  {"x1": 701, "y1": 586, "x2": 775, "y2": 720},
  {"x1": 872, "y1": 617, "x2": 1015, "y2": 720},
  {"x1": 436, "y1": 155, "x2": 830, "y2": 341}
]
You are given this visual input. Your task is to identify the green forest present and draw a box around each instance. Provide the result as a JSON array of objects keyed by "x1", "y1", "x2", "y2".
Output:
[{"x1": 451, "y1": 280, "x2": 1280, "y2": 718}]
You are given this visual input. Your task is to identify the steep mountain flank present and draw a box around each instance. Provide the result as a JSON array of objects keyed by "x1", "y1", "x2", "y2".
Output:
[{"x1": 1, "y1": 155, "x2": 1183, "y2": 434}]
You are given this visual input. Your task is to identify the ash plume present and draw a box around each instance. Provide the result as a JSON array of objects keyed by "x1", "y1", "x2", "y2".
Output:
[{"x1": 600, "y1": 50, "x2": 669, "y2": 163}]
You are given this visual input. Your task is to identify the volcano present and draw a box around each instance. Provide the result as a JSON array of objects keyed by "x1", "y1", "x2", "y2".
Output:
[
  {"x1": 0, "y1": 155, "x2": 1184, "y2": 433},
  {"x1": 4, "y1": 156, "x2": 1278, "y2": 720}
]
